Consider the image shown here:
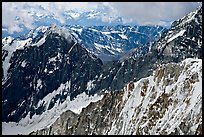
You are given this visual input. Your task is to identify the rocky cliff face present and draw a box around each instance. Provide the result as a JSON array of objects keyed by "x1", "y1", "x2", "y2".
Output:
[{"x1": 30, "y1": 58, "x2": 202, "y2": 135}]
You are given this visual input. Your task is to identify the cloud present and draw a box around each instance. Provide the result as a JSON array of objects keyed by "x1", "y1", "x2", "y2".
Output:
[
  {"x1": 2, "y1": 2, "x2": 35, "y2": 34},
  {"x1": 108, "y1": 2, "x2": 201, "y2": 26},
  {"x1": 2, "y1": 2, "x2": 100, "y2": 34},
  {"x1": 2, "y1": 2, "x2": 201, "y2": 34}
]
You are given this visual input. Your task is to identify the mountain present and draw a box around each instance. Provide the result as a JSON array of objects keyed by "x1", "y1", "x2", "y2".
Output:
[
  {"x1": 4, "y1": 24, "x2": 166, "y2": 62},
  {"x1": 151, "y1": 6, "x2": 202, "y2": 63},
  {"x1": 66, "y1": 25, "x2": 165, "y2": 62},
  {"x1": 31, "y1": 7, "x2": 202, "y2": 135},
  {"x1": 2, "y1": 25, "x2": 103, "y2": 123},
  {"x1": 2, "y1": 7, "x2": 202, "y2": 135},
  {"x1": 2, "y1": 8, "x2": 139, "y2": 38},
  {"x1": 30, "y1": 58, "x2": 202, "y2": 135}
]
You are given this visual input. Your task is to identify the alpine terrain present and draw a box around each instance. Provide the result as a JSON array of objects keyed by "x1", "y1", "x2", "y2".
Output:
[{"x1": 2, "y1": 6, "x2": 202, "y2": 135}]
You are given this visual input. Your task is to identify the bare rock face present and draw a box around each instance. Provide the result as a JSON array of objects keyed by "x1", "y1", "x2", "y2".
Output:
[
  {"x1": 30, "y1": 110, "x2": 79, "y2": 135},
  {"x1": 30, "y1": 90, "x2": 125, "y2": 135}
]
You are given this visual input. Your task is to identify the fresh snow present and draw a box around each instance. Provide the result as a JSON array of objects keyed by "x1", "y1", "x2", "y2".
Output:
[
  {"x1": 36, "y1": 79, "x2": 43, "y2": 91},
  {"x1": 32, "y1": 35, "x2": 46, "y2": 47},
  {"x1": 50, "y1": 25, "x2": 73, "y2": 43},
  {"x1": 68, "y1": 12, "x2": 80, "y2": 19},
  {"x1": 32, "y1": 26, "x2": 49, "y2": 38},
  {"x1": 101, "y1": 31, "x2": 111, "y2": 35}
]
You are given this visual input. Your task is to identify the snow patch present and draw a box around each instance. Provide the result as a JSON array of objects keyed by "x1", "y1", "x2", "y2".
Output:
[
  {"x1": 86, "y1": 80, "x2": 96, "y2": 91},
  {"x1": 2, "y1": 81, "x2": 103, "y2": 135},
  {"x1": 167, "y1": 30, "x2": 186, "y2": 43},
  {"x1": 118, "y1": 34, "x2": 128, "y2": 40},
  {"x1": 36, "y1": 79, "x2": 43, "y2": 91},
  {"x1": 21, "y1": 60, "x2": 27, "y2": 68},
  {"x1": 32, "y1": 35, "x2": 46, "y2": 47}
]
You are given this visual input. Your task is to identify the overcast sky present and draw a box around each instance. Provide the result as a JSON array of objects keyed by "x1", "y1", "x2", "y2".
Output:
[{"x1": 2, "y1": 2, "x2": 201, "y2": 34}]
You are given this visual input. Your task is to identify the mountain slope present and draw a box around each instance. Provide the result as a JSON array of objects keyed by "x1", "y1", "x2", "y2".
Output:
[
  {"x1": 28, "y1": 7, "x2": 202, "y2": 135},
  {"x1": 151, "y1": 6, "x2": 202, "y2": 63},
  {"x1": 1, "y1": 24, "x2": 165, "y2": 123},
  {"x1": 2, "y1": 25, "x2": 103, "y2": 122},
  {"x1": 29, "y1": 58, "x2": 202, "y2": 135}
]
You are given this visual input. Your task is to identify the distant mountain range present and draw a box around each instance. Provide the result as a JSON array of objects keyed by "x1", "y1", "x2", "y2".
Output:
[{"x1": 2, "y1": 9, "x2": 145, "y2": 38}]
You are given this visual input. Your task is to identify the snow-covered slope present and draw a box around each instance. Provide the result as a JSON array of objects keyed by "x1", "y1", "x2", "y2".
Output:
[
  {"x1": 28, "y1": 58, "x2": 202, "y2": 135},
  {"x1": 2, "y1": 92, "x2": 103, "y2": 135},
  {"x1": 151, "y1": 7, "x2": 202, "y2": 63},
  {"x1": 2, "y1": 25, "x2": 104, "y2": 123},
  {"x1": 66, "y1": 25, "x2": 165, "y2": 62},
  {"x1": 108, "y1": 58, "x2": 202, "y2": 135}
]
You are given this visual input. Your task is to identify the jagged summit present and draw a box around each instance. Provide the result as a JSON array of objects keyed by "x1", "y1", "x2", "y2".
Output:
[
  {"x1": 151, "y1": 7, "x2": 202, "y2": 63},
  {"x1": 2, "y1": 24, "x2": 103, "y2": 122}
]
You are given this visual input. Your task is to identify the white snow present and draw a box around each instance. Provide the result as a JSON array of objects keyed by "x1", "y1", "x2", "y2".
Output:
[
  {"x1": 32, "y1": 35, "x2": 46, "y2": 47},
  {"x1": 87, "y1": 13, "x2": 98, "y2": 19},
  {"x1": 36, "y1": 12, "x2": 44, "y2": 17},
  {"x1": 118, "y1": 34, "x2": 128, "y2": 40},
  {"x1": 109, "y1": 58, "x2": 202, "y2": 135},
  {"x1": 69, "y1": 12, "x2": 80, "y2": 19},
  {"x1": 183, "y1": 10, "x2": 197, "y2": 24},
  {"x1": 21, "y1": 60, "x2": 27, "y2": 68},
  {"x1": 36, "y1": 79, "x2": 43, "y2": 91},
  {"x1": 2, "y1": 37, "x2": 32, "y2": 81},
  {"x1": 94, "y1": 43, "x2": 118, "y2": 55},
  {"x1": 102, "y1": 31, "x2": 111, "y2": 35},
  {"x1": 70, "y1": 27, "x2": 83, "y2": 34},
  {"x1": 16, "y1": 38, "x2": 32, "y2": 50},
  {"x1": 86, "y1": 80, "x2": 96, "y2": 91},
  {"x1": 50, "y1": 25, "x2": 73, "y2": 43},
  {"x1": 2, "y1": 81, "x2": 104, "y2": 135},
  {"x1": 32, "y1": 26, "x2": 49, "y2": 38},
  {"x1": 167, "y1": 30, "x2": 186, "y2": 43}
]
